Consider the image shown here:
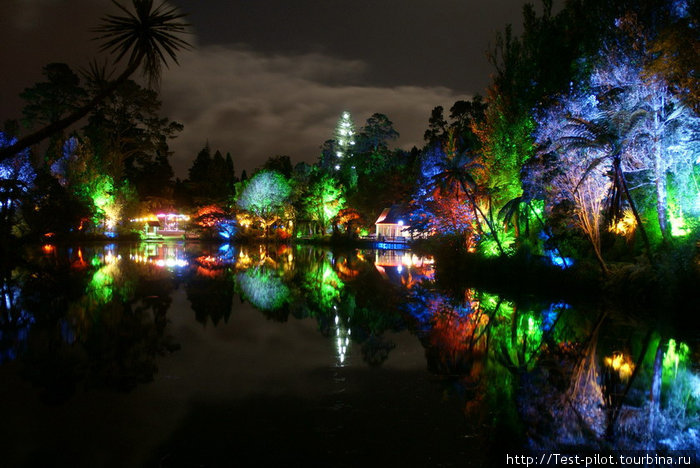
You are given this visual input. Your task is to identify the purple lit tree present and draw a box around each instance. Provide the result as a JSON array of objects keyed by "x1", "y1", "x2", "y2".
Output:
[
  {"x1": 533, "y1": 93, "x2": 613, "y2": 273},
  {"x1": 410, "y1": 143, "x2": 475, "y2": 241},
  {"x1": 533, "y1": 39, "x2": 700, "y2": 271},
  {"x1": 588, "y1": 47, "x2": 700, "y2": 241}
]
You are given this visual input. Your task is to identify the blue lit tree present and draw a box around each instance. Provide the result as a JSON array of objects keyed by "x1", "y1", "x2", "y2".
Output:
[
  {"x1": 587, "y1": 45, "x2": 700, "y2": 241},
  {"x1": 410, "y1": 143, "x2": 475, "y2": 241},
  {"x1": 0, "y1": 133, "x2": 35, "y2": 236},
  {"x1": 533, "y1": 91, "x2": 613, "y2": 273},
  {"x1": 533, "y1": 36, "x2": 700, "y2": 271}
]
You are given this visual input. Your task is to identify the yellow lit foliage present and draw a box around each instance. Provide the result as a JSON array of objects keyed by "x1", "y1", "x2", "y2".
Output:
[
  {"x1": 608, "y1": 208, "x2": 637, "y2": 238},
  {"x1": 604, "y1": 351, "x2": 635, "y2": 381}
]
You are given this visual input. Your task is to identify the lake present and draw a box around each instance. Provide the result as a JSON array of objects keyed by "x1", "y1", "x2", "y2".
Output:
[{"x1": 0, "y1": 242, "x2": 697, "y2": 467}]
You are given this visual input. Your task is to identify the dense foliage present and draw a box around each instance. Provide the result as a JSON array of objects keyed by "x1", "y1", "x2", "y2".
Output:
[{"x1": 0, "y1": 0, "x2": 697, "y2": 282}]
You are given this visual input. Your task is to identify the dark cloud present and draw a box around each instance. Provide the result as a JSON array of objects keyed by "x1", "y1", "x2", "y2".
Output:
[
  {"x1": 0, "y1": 0, "x2": 110, "y2": 122},
  {"x1": 161, "y1": 46, "x2": 469, "y2": 176},
  {"x1": 170, "y1": 0, "x2": 534, "y2": 93},
  {"x1": 2, "y1": 0, "x2": 554, "y2": 176}
]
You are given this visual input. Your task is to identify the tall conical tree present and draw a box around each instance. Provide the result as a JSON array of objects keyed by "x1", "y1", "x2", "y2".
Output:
[{"x1": 333, "y1": 111, "x2": 356, "y2": 169}]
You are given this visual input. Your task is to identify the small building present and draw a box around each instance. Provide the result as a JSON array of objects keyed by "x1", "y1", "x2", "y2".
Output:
[
  {"x1": 144, "y1": 220, "x2": 161, "y2": 239},
  {"x1": 131, "y1": 213, "x2": 190, "y2": 240},
  {"x1": 374, "y1": 206, "x2": 409, "y2": 240}
]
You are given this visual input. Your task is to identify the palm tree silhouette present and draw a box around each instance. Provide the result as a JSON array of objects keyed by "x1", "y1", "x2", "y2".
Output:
[
  {"x1": 0, "y1": 0, "x2": 190, "y2": 161},
  {"x1": 433, "y1": 149, "x2": 505, "y2": 255}
]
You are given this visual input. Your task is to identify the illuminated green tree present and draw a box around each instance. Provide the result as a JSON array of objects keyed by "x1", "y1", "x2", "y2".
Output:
[
  {"x1": 302, "y1": 255, "x2": 344, "y2": 312},
  {"x1": 57, "y1": 138, "x2": 136, "y2": 233},
  {"x1": 236, "y1": 170, "x2": 292, "y2": 237},
  {"x1": 236, "y1": 267, "x2": 290, "y2": 311},
  {"x1": 303, "y1": 174, "x2": 345, "y2": 234}
]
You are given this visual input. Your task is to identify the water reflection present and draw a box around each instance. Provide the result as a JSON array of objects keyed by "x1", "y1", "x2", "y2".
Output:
[
  {"x1": 0, "y1": 266, "x2": 33, "y2": 363},
  {"x1": 2, "y1": 243, "x2": 179, "y2": 403},
  {"x1": 0, "y1": 242, "x2": 697, "y2": 458},
  {"x1": 129, "y1": 242, "x2": 189, "y2": 268}
]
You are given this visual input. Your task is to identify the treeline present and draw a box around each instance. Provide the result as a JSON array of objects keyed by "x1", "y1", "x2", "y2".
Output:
[
  {"x1": 190, "y1": 0, "x2": 699, "y2": 279},
  {"x1": 1, "y1": 0, "x2": 698, "y2": 281},
  {"x1": 0, "y1": 64, "x2": 180, "y2": 239}
]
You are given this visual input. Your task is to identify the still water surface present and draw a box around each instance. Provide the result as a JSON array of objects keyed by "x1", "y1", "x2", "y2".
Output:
[{"x1": 0, "y1": 242, "x2": 697, "y2": 467}]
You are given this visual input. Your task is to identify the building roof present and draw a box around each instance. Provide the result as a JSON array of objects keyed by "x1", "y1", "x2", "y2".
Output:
[{"x1": 375, "y1": 205, "x2": 408, "y2": 225}]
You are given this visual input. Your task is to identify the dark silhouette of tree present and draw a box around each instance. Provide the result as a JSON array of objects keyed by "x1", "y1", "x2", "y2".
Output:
[
  {"x1": 189, "y1": 143, "x2": 211, "y2": 182},
  {"x1": 423, "y1": 106, "x2": 448, "y2": 145},
  {"x1": 262, "y1": 155, "x2": 293, "y2": 178},
  {"x1": 225, "y1": 152, "x2": 236, "y2": 186},
  {"x1": 21, "y1": 171, "x2": 91, "y2": 237},
  {"x1": 20, "y1": 63, "x2": 86, "y2": 129},
  {"x1": 185, "y1": 144, "x2": 236, "y2": 202},
  {"x1": 186, "y1": 275, "x2": 234, "y2": 326},
  {"x1": 449, "y1": 95, "x2": 487, "y2": 151},
  {"x1": 208, "y1": 150, "x2": 233, "y2": 197},
  {"x1": 645, "y1": 1, "x2": 700, "y2": 113},
  {"x1": 83, "y1": 78, "x2": 181, "y2": 196},
  {"x1": 356, "y1": 113, "x2": 399, "y2": 153},
  {"x1": 0, "y1": 0, "x2": 190, "y2": 161}
]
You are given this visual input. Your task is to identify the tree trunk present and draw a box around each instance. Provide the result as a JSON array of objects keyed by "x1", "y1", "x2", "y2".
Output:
[
  {"x1": 606, "y1": 328, "x2": 653, "y2": 441},
  {"x1": 461, "y1": 181, "x2": 505, "y2": 255},
  {"x1": 654, "y1": 169, "x2": 668, "y2": 241},
  {"x1": 615, "y1": 157, "x2": 654, "y2": 265},
  {"x1": 648, "y1": 338, "x2": 665, "y2": 447},
  {"x1": 652, "y1": 93, "x2": 669, "y2": 241},
  {"x1": 590, "y1": 238, "x2": 609, "y2": 276},
  {"x1": 653, "y1": 128, "x2": 668, "y2": 241},
  {"x1": 527, "y1": 201, "x2": 570, "y2": 268}
]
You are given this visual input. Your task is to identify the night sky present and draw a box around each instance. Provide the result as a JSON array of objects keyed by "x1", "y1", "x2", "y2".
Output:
[{"x1": 1, "y1": 0, "x2": 548, "y2": 176}]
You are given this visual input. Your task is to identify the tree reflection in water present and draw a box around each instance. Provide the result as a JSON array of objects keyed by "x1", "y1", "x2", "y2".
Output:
[
  {"x1": 2, "y1": 244, "x2": 179, "y2": 403},
  {"x1": 0, "y1": 265, "x2": 34, "y2": 363},
  {"x1": 0, "y1": 242, "x2": 696, "y2": 455}
]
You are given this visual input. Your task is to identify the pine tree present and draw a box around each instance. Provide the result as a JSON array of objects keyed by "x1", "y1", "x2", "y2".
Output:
[
  {"x1": 333, "y1": 111, "x2": 356, "y2": 170},
  {"x1": 189, "y1": 143, "x2": 211, "y2": 183}
]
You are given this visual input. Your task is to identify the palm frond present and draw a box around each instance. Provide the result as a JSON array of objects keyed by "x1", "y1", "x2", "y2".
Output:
[
  {"x1": 498, "y1": 196, "x2": 523, "y2": 222},
  {"x1": 93, "y1": 0, "x2": 191, "y2": 86},
  {"x1": 573, "y1": 155, "x2": 609, "y2": 194},
  {"x1": 80, "y1": 59, "x2": 115, "y2": 89}
]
